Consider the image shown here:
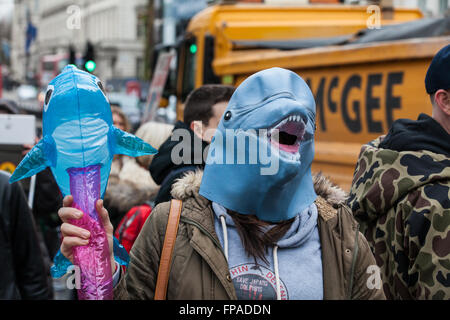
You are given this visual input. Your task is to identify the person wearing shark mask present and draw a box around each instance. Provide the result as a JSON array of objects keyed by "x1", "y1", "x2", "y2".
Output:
[{"x1": 58, "y1": 68, "x2": 385, "y2": 300}]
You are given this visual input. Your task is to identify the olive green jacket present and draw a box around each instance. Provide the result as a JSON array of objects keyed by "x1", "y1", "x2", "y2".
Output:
[{"x1": 114, "y1": 171, "x2": 385, "y2": 300}]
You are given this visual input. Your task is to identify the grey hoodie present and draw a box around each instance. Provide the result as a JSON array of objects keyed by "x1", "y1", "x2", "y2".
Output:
[{"x1": 212, "y1": 202, "x2": 323, "y2": 300}]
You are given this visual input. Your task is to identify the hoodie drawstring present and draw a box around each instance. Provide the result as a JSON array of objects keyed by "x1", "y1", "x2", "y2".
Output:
[
  {"x1": 273, "y1": 245, "x2": 281, "y2": 300},
  {"x1": 220, "y1": 214, "x2": 281, "y2": 300},
  {"x1": 220, "y1": 215, "x2": 228, "y2": 261}
]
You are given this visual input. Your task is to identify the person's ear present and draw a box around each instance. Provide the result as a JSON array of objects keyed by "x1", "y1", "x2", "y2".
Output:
[
  {"x1": 190, "y1": 121, "x2": 204, "y2": 140},
  {"x1": 434, "y1": 89, "x2": 450, "y2": 116}
]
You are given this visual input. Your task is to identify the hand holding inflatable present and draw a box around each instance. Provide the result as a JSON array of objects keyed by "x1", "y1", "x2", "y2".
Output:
[{"x1": 10, "y1": 65, "x2": 157, "y2": 299}]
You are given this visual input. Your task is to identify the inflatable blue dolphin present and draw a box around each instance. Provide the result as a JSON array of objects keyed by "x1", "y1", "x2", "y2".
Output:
[
  {"x1": 9, "y1": 65, "x2": 157, "y2": 198},
  {"x1": 10, "y1": 65, "x2": 157, "y2": 300}
]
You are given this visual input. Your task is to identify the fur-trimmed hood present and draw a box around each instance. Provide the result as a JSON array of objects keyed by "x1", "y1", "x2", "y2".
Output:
[{"x1": 171, "y1": 169, "x2": 347, "y2": 213}]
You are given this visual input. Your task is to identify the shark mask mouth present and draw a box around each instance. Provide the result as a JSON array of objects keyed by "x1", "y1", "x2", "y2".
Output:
[{"x1": 267, "y1": 114, "x2": 306, "y2": 162}]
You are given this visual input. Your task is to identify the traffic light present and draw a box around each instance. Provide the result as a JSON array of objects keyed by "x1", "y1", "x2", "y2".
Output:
[
  {"x1": 83, "y1": 41, "x2": 96, "y2": 73},
  {"x1": 85, "y1": 60, "x2": 96, "y2": 73},
  {"x1": 189, "y1": 44, "x2": 197, "y2": 54},
  {"x1": 68, "y1": 45, "x2": 76, "y2": 66}
]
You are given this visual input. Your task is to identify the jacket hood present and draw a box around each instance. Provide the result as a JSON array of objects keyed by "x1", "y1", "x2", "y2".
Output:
[
  {"x1": 348, "y1": 136, "x2": 450, "y2": 222},
  {"x1": 149, "y1": 121, "x2": 209, "y2": 185},
  {"x1": 172, "y1": 169, "x2": 347, "y2": 222},
  {"x1": 379, "y1": 113, "x2": 450, "y2": 157}
]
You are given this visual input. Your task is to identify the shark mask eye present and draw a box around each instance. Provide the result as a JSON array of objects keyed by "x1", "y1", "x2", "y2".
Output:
[
  {"x1": 97, "y1": 81, "x2": 105, "y2": 94},
  {"x1": 224, "y1": 111, "x2": 232, "y2": 121}
]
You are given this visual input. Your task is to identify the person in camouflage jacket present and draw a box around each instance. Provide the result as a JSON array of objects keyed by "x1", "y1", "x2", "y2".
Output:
[
  {"x1": 348, "y1": 135, "x2": 449, "y2": 299},
  {"x1": 348, "y1": 44, "x2": 450, "y2": 300}
]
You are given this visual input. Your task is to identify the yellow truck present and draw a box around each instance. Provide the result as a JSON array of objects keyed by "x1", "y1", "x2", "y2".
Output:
[{"x1": 167, "y1": 3, "x2": 450, "y2": 190}]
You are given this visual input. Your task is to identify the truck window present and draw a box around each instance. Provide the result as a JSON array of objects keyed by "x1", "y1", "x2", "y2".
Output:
[
  {"x1": 181, "y1": 37, "x2": 197, "y2": 102},
  {"x1": 203, "y1": 35, "x2": 220, "y2": 85}
]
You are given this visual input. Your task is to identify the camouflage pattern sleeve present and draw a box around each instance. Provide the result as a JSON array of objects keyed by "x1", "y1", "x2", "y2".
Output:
[{"x1": 396, "y1": 183, "x2": 450, "y2": 299}]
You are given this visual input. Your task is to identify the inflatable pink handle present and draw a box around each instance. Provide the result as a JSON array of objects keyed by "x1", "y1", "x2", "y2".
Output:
[{"x1": 68, "y1": 165, "x2": 113, "y2": 300}]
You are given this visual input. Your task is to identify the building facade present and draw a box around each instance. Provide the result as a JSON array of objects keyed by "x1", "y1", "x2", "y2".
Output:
[
  {"x1": 11, "y1": 0, "x2": 39, "y2": 82},
  {"x1": 11, "y1": 0, "x2": 148, "y2": 85},
  {"x1": 10, "y1": 0, "x2": 449, "y2": 85}
]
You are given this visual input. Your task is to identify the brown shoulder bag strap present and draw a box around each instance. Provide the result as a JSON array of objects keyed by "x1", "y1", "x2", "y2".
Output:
[{"x1": 154, "y1": 199, "x2": 182, "y2": 300}]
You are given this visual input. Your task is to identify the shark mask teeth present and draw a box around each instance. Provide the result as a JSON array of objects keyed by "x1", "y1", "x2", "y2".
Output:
[{"x1": 267, "y1": 114, "x2": 306, "y2": 162}]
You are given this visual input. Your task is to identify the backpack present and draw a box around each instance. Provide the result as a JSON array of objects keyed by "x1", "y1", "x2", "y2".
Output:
[{"x1": 114, "y1": 202, "x2": 152, "y2": 253}]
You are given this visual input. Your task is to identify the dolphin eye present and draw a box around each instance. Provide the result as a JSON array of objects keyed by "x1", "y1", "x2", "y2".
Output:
[
  {"x1": 97, "y1": 80, "x2": 109, "y2": 103},
  {"x1": 43, "y1": 85, "x2": 55, "y2": 112},
  {"x1": 45, "y1": 89, "x2": 53, "y2": 105},
  {"x1": 97, "y1": 81, "x2": 105, "y2": 94},
  {"x1": 224, "y1": 111, "x2": 232, "y2": 121}
]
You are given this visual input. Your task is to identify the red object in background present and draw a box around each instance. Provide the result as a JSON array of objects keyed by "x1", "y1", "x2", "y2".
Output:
[
  {"x1": 114, "y1": 203, "x2": 152, "y2": 253},
  {"x1": 126, "y1": 81, "x2": 141, "y2": 99},
  {"x1": 0, "y1": 65, "x2": 3, "y2": 99},
  {"x1": 39, "y1": 53, "x2": 77, "y2": 88}
]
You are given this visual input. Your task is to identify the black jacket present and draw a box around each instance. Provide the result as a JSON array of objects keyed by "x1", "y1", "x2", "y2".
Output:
[
  {"x1": 149, "y1": 121, "x2": 209, "y2": 206},
  {"x1": 0, "y1": 171, "x2": 50, "y2": 299}
]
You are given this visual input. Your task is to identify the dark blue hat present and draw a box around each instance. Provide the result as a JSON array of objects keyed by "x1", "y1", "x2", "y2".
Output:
[{"x1": 425, "y1": 44, "x2": 450, "y2": 94}]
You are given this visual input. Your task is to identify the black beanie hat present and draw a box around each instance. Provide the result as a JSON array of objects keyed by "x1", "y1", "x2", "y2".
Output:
[{"x1": 425, "y1": 44, "x2": 450, "y2": 94}]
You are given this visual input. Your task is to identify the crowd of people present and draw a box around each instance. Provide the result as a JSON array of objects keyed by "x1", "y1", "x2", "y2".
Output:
[{"x1": 0, "y1": 44, "x2": 448, "y2": 300}]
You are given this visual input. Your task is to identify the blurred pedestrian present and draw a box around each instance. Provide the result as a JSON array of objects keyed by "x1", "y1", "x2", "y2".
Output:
[
  {"x1": 149, "y1": 84, "x2": 235, "y2": 206},
  {"x1": 3, "y1": 98, "x2": 57, "y2": 299},
  {"x1": 57, "y1": 68, "x2": 384, "y2": 300},
  {"x1": 107, "y1": 121, "x2": 173, "y2": 242},
  {"x1": 348, "y1": 44, "x2": 450, "y2": 299},
  {"x1": 23, "y1": 138, "x2": 63, "y2": 262},
  {"x1": 0, "y1": 170, "x2": 51, "y2": 299},
  {"x1": 104, "y1": 106, "x2": 137, "y2": 228},
  {"x1": 134, "y1": 121, "x2": 174, "y2": 176},
  {"x1": 111, "y1": 105, "x2": 131, "y2": 133},
  {"x1": 110, "y1": 106, "x2": 132, "y2": 180}
]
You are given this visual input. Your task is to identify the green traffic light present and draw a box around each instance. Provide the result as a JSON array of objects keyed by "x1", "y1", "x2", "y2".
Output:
[
  {"x1": 85, "y1": 60, "x2": 96, "y2": 72},
  {"x1": 189, "y1": 44, "x2": 197, "y2": 54}
]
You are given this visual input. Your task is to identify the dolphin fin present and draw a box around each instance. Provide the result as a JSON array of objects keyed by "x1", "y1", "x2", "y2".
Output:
[
  {"x1": 110, "y1": 126, "x2": 157, "y2": 157},
  {"x1": 9, "y1": 138, "x2": 53, "y2": 183}
]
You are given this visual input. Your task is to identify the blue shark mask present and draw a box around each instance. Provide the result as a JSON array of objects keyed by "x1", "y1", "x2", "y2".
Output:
[
  {"x1": 199, "y1": 68, "x2": 317, "y2": 222},
  {"x1": 10, "y1": 65, "x2": 156, "y2": 197}
]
